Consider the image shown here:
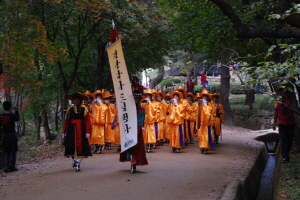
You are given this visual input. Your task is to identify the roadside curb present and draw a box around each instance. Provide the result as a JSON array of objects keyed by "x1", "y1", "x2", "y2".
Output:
[{"x1": 221, "y1": 146, "x2": 268, "y2": 200}]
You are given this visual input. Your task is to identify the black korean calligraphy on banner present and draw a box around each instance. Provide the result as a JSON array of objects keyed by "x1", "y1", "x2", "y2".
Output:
[{"x1": 107, "y1": 40, "x2": 137, "y2": 153}]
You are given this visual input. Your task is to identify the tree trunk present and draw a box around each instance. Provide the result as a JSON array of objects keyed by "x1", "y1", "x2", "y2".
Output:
[
  {"x1": 36, "y1": 115, "x2": 41, "y2": 141},
  {"x1": 55, "y1": 96, "x2": 60, "y2": 132},
  {"x1": 220, "y1": 65, "x2": 232, "y2": 124},
  {"x1": 149, "y1": 66, "x2": 165, "y2": 89},
  {"x1": 42, "y1": 107, "x2": 51, "y2": 141},
  {"x1": 95, "y1": 39, "x2": 107, "y2": 90},
  {"x1": 286, "y1": 84, "x2": 300, "y2": 151},
  {"x1": 245, "y1": 87, "x2": 255, "y2": 110}
]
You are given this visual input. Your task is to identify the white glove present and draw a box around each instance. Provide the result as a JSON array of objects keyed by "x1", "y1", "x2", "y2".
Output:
[
  {"x1": 96, "y1": 98, "x2": 102, "y2": 104},
  {"x1": 203, "y1": 99, "x2": 208, "y2": 106},
  {"x1": 105, "y1": 100, "x2": 110, "y2": 104},
  {"x1": 86, "y1": 133, "x2": 90, "y2": 138},
  {"x1": 145, "y1": 98, "x2": 151, "y2": 103},
  {"x1": 173, "y1": 99, "x2": 178, "y2": 105},
  {"x1": 62, "y1": 133, "x2": 66, "y2": 139}
]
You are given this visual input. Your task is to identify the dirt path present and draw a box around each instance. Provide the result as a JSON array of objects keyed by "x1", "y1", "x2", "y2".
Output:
[{"x1": 0, "y1": 126, "x2": 263, "y2": 200}]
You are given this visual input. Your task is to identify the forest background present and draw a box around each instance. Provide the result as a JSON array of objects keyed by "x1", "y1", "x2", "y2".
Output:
[{"x1": 0, "y1": 0, "x2": 300, "y2": 153}]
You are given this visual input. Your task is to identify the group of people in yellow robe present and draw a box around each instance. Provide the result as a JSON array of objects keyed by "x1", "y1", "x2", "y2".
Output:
[
  {"x1": 78, "y1": 90, "x2": 121, "y2": 154},
  {"x1": 76, "y1": 85, "x2": 225, "y2": 155},
  {"x1": 138, "y1": 86, "x2": 225, "y2": 154}
]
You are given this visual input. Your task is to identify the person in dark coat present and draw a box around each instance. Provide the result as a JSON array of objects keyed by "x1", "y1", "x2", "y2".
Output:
[
  {"x1": 62, "y1": 93, "x2": 92, "y2": 172},
  {"x1": 120, "y1": 90, "x2": 148, "y2": 173},
  {"x1": 1, "y1": 101, "x2": 20, "y2": 172}
]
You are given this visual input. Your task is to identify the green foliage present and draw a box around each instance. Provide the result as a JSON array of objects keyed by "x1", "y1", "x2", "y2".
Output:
[{"x1": 160, "y1": 78, "x2": 182, "y2": 89}]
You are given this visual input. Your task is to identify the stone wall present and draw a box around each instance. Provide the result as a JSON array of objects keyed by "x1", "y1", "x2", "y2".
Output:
[{"x1": 231, "y1": 109, "x2": 274, "y2": 130}]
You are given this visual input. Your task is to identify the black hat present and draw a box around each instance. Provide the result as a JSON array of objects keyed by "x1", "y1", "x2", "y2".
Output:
[
  {"x1": 67, "y1": 93, "x2": 88, "y2": 101},
  {"x1": 132, "y1": 90, "x2": 142, "y2": 97}
]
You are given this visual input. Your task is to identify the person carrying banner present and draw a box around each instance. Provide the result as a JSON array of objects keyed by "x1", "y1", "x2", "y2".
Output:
[
  {"x1": 62, "y1": 93, "x2": 92, "y2": 172},
  {"x1": 211, "y1": 93, "x2": 225, "y2": 144},
  {"x1": 89, "y1": 90, "x2": 108, "y2": 154},
  {"x1": 197, "y1": 89, "x2": 214, "y2": 154},
  {"x1": 120, "y1": 90, "x2": 148, "y2": 173},
  {"x1": 103, "y1": 91, "x2": 116, "y2": 150},
  {"x1": 184, "y1": 93, "x2": 197, "y2": 144},
  {"x1": 169, "y1": 90, "x2": 186, "y2": 153},
  {"x1": 141, "y1": 89, "x2": 160, "y2": 153}
]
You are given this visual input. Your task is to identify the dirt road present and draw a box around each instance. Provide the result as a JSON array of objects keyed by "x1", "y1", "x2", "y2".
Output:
[{"x1": 0, "y1": 126, "x2": 263, "y2": 200}]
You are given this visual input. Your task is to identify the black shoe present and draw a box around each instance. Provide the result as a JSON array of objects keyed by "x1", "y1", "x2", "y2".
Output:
[
  {"x1": 72, "y1": 161, "x2": 77, "y2": 168},
  {"x1": 172, "y1": 147, "x2": 176, "y2": 152},
  {"x1": 10, "y1": 167, "x2": 18, "y2": 172},
  {"x1": 200, "y1": 148, "x2": 204, "y2": 153},
  {"x1": 215, "y1": 141, "x2": 219, "y2": 144},
  {"x1": 281, "y1": 158, "x2": 289, "y2": 163},
  {"x1": 75, "y1": 163, "x2": 81, "y2": 172},
  {"x1": 3, "y1": 168, "x2": 11, "y2": 172},
  {"x1": 130, "y1": 165, "x2": 136, "y2": 174},
  {"x1": 176, "y1": 148, "x2": 180, "y2": 153}
]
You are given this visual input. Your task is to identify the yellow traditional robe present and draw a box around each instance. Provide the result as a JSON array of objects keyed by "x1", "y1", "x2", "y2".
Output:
[
  {"x1": 197, "y1": 102, "x2": 214, "y2": 149},
  {"x1": 184, "y1": 102, "x2": 197, "y2": 140},
  {"x1": 142, "y1": 101, "x2": 160, "y2": 144},
  {"x1": 89, "y1": 102, "x2": 108, "y2": 145},
  {"x1": 165, "y1": 105, "x2": 171, "y2": 140},
  {"x1": 113, "y1": 108, "x2": 121, "y2": 145},
  {"x1": 211, "y1": 102, "x2": 225, "y2": 136},
  {"x1": 155, "y1": 101, "x2": 169, "y2": 140},
  {"x1": 169, "y1": 102, "x2": 186, "y2": 148},
  {"x1": 105, "y1": 103, "x2": 116, "y2": 143}
]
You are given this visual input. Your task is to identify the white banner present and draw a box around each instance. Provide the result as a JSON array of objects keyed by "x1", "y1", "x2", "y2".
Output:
[{"x1": 107, "y1": 40, "x2": 137, "y2": 153}]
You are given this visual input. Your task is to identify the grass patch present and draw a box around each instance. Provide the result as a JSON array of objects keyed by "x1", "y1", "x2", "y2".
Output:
[
  {"x1": 229, "y1": 94, "x2": 275, "y2": 112},
  {"x1": 275, "y1": 146, "x2": 300, "y2": 200}
]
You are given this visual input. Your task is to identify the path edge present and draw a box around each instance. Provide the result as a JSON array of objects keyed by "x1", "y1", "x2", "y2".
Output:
[{"x1": 220, "y1": 146, "x2": 268, "y2": 200}]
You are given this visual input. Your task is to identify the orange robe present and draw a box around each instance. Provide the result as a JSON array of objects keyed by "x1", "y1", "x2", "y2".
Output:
[
  {"x1": 89, "y1": 102, "x2": 108, "y2": 145},
  {"x1": 197, "y1": 102, "x2": 214, "y2": 149},
  {"x1": 184, "y1": 102, "x2": 197, "y2": 141},
  {"x1": 165, "y1": 104, "x2": 171, "y2": 140},
  {"x1": 105, "y1": 103, "x2": 116, "y2": 143},
  {"x1": 211, "y1": 103, "x2": 225, "y2": 136},
  {"x1": 155, "y1": 101, "x2": 169, "y2": 140},
  {"x1": 142, "y1": 102, "x2": 160, "y2": 144},
  {"x1": 113, "y1": 107, "x2": 121, "y2": 145},
  {"x1": 169, "y1": 102, "x2": 186, "y2": 148}
]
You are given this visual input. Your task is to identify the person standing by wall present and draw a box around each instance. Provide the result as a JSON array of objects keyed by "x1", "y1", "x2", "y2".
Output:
[
  {"x1": 272, "y1": 88, "x2": 295, "y2": 163},
  {"x1": 1, "y1": 101, "x2": 20, "y2": 172}
]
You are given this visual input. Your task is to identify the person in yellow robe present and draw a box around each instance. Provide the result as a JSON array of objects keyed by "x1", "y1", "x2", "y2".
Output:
[
  {"x1": 184, "y1": 93, "x2": 197, "y2": 144},
  {"x1": 111, "y1": 94, "x2": 121, "y2": 152},
  {"x1": 141, "y1": 89, "x2": 160, "y2": 153},
  {"x1": 103, "y1": 91, "x2": 116, "y2": 150},
  {"x1": 175, "y1": 86, "x2": 189, "y2": 145},
  {"x1": 89, "y1": 90, "x2": 108, "y2": 154},
  {"x1": 211, "y1": 93, "x2": 225, "y2": 144},
  {"x1": 197, "y1": 89, "x2": 214, "y2": 154},
  {"x1": 169, "y1": 90, "x2": 186, "y2": 153},
  {"x1": 164, "y1": 94, "x2": 171, "y2": 142},
  {"x1": 155, "y1": 91, "x2": 169, "y2": 145}
]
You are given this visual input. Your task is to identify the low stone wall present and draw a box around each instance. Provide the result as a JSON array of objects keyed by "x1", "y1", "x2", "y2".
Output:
[
  {"x1": 221, "y1": 146, "x2": 268, "y2": 200},
  {"x1": 231, "y1": 109, "x2": 274, "y2": 130}
]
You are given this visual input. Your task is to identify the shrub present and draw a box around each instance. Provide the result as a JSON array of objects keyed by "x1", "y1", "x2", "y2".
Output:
[{"x1": 160, "y1": 78, "x2": 182, "y2": 90}]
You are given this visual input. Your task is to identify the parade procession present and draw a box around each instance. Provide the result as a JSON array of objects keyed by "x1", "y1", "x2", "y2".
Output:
[
  {"x1": 62, "y1": 86, "x2": 225, "y2": 172},
  {"x1": 60, "y1": 20, "x2": 226, "y2": 173}
]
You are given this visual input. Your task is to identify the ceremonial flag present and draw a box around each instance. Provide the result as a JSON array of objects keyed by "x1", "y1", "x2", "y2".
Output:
[{"x1": 107, "y1": 40, "x2": 137, "y2": 153}]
